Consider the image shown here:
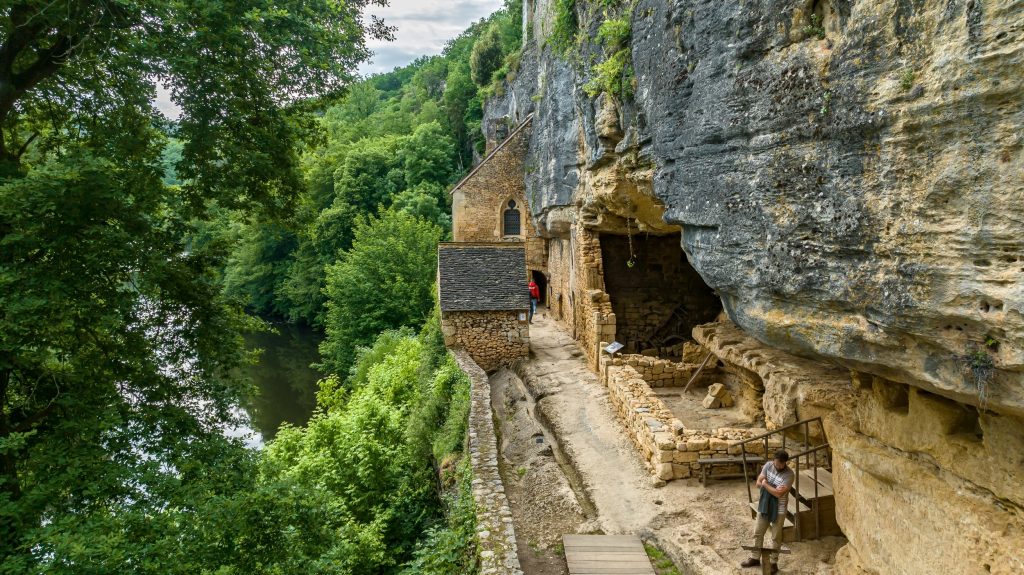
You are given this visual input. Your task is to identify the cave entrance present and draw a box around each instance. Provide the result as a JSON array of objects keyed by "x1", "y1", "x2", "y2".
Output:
[
  {"x1": 530, "y1": 269, "x2": 548, "y2": 305},
  {"x1": 599, "y1": 232, "x2": 722, "y2": 355}
]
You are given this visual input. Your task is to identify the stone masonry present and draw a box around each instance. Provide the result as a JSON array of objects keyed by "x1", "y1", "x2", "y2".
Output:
[
  {"x1": 443, "y1": 311, "x2": 529, "y2": 373},
  {"x1": 599, "y1": 351, "x2": 781, "y2": 482},
  {"x1": 599, "y1": 233, "x2": 721, "y2": 353},
  {"x1": 452, "y1": 349, "x2": 523, "y2": 575},
  {"x1": 450, "y1": 116, "x2": 546, "y2": 273},
  {"x1": 438, "y1": 243, "x2": 531, "y2": 373}
]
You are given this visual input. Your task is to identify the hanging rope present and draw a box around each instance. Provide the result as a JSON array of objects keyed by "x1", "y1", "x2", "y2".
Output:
[{"x1": 626, "y1": 217, "x2": 637, "y2": 268}]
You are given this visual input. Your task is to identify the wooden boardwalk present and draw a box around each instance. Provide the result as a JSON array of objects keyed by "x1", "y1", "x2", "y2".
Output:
[{"x1": 562, "y1": 534, "x2": 655, "y2": 575}]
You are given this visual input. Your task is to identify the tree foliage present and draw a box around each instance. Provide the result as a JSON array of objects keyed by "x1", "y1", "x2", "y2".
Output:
[
  {"x1": 470, "y1": 26, "x2": 504, "y2": 86},
  {"x1": 1, "y1": 0, "x2": 528, "y2": 571},
  {"x1": 318, "y1": 210, "x2": 443, "y2": 375},
  {"x1": 261, "y1": 326, "x2": 475, "y2": 575},
  {"x1": 214, "y1": 1, "x2": 524, "y2": 326},
  {"x1": 0, "y1": 0, "x2": 390, "y2": 570}
]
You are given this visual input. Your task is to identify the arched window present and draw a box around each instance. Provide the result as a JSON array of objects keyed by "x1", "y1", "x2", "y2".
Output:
[{"x1": 502, "y1": 199, "x2": 521, "y2": 236}]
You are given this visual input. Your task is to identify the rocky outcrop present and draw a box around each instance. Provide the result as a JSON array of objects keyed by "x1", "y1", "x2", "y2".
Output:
[
  {"x1": 824, "y1": 380, "x2": 1024, "y2": 575},
  {"x1": 694, "y1": 320, "x2": 855, "y2": 431},
  {"x1": 495, "y1": 0, "x2": 1024, "y2": 417},
  {"x1": 485, "y1": 0, "x2": 1024, "y2": 572}
]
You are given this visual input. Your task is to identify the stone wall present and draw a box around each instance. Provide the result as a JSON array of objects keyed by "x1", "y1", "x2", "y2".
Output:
[
  {"x1": 544, "y1": 237, "x2": 574, "y2": 326},
  {"x1": 600, "y1": 233, "x2": 722, "y2": 353},
  {"x1": 599, "y1": 355, "x2": 780, "y2": 482},
  {"x1": 452, "y1": 349, "x2": 524, "y2": 575},
  {"x1": 442, "y1": 311, "x2": 530, "y2": 373},
  {"x1": 451, "y1": 119, "x2": 546, "y2": 273},
  {"x1": 570, "y1": 227, "x2": 615, "y2": 370},
  {"x1": 610, "y1": 353, "x2": 709, "y2": 388}
]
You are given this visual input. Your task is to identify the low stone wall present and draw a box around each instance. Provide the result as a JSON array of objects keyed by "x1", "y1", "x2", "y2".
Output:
[
  {"x1": 443, "y1": 311, "x2": 529, "y2": 372},
  {"x1": 610, "y1": 353, "x2": 716, "y2": 387},
  {"x1": 599, "y1": 356, "x2": 779, "y2": 482},
  {"x1": 452, "y1": 349, "x2": 523, "y2": 575}
]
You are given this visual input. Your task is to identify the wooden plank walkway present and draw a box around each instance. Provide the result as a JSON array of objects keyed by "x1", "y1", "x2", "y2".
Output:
[{"x1": 562, "y1": 534, "x2": 655, "y2": 575}]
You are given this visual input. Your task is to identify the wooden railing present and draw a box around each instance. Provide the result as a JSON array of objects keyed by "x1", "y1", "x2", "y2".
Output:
[{"x1": 737, "y1": 417, "x2": 830, "y2": 541}]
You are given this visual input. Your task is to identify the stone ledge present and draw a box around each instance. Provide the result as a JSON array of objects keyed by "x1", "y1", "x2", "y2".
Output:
[{"x1": 452, "y1": 349, "x2": 524, "y2": 575}]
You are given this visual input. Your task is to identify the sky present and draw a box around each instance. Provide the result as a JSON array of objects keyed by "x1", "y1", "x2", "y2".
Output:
[
  {"x1": 360, "y1": 0, "x2": 503, "y2": 75},
  {"x1": 155, "y1": 1, "x2": 503, "y2": 118}
]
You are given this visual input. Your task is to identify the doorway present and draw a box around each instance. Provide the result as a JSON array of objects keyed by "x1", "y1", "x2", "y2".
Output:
[{"x1": 531, "y1": 270, "x2": 548, "y2": 305}]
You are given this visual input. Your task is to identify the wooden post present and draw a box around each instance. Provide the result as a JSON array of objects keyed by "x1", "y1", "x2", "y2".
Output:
[
  {"x1": 741, "y1": 546, "x2": 791, "y2": 575},
  {"x1": 682, "y1": 351, "x2": 714, "y2": 394}
]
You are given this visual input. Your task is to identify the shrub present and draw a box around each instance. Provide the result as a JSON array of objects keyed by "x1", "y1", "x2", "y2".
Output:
[
  {"x1": 470, "y1": 26, "x2": 504, "y2": 86},
  {"x1": 584, "y1": 13, "x2": 633, "y2": 99},
  {"x1": 900, "y1": 68, "x2": 915, "y2": 91},
  {"x1": 551, "y1": 0, "x2": 578, "y2": 54}
]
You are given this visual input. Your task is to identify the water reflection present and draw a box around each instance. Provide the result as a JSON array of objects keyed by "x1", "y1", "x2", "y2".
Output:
[{"x1": 234, "y1": 322, "x2": 324, "y2": 446}]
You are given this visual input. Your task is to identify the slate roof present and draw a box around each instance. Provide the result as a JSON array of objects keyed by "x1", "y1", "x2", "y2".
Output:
[{"x1": 438, "y1": 243, "x2": 529, "y2": 312}]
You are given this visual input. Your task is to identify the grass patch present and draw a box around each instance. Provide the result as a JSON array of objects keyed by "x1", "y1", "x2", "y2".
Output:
[
  {"x1": 644, "y1": 543, "x2": 682, "y2": 575},
  {"x1": 900, "y1": 68, "x2": 915, "y2": 91}
]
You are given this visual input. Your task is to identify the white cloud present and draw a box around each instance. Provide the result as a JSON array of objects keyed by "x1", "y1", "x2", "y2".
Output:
[
  {"x1": 154, "y1": 1, "x2": 504, "y2": 118},
  {"x1": 360, "y1": 0, "x2": 504, "y2": 75},
  {"x1": 155, "y1": 83, "x2": 181, "y2": 120}
]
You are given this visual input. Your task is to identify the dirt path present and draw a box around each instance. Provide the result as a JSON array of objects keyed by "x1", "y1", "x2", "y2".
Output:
[{"x1": 493, "y1": 309, "x2": 845, "y2": 575}]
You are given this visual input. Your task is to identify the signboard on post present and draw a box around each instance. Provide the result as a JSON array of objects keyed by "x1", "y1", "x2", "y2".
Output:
[{"x1": 603, "y1": 341, "x2": 624, "y2": 355}]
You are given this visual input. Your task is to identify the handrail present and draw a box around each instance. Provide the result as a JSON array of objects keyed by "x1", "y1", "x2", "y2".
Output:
[
  {"x1": 739, "y1": 416, "x2": 830, "y2": 542},
  {"x1": 735, "y1": 416, "x2": 824, "y2": 447}
]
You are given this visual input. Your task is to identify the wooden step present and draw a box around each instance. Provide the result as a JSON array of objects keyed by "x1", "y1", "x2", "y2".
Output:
[
  {"x1": 563, "y1": 534, "x2": 656, "y2": 575},
  {"x1": 800, "y1": 467, "x2": 833, "y2": 488},
  {"x1": 795, "y1": 469, "x2": 834, "y2": 499},
  {"x1": 746, "y1": 503, "x2": 799, "y2": 542}
]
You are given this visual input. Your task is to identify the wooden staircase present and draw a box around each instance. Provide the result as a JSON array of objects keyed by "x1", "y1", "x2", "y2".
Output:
[
  {"x1": 791, "y1": 467, "x2": 841, "y2": 539},
  {"x1": 738, "y1": 417, "x2": 842, "y2": 542}
]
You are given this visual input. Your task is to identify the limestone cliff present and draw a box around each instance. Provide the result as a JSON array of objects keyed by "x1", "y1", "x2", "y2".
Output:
[
  {"x1": 485, "y1": 1, "x2": 1024, "y2": 573},
  {"x1": 490, "y1": 0, "x2": 1024, "y2": 417}
]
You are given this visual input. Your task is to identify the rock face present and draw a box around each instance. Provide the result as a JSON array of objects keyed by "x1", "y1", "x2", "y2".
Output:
[
  {"x1": 484, "y1": 0, "x2": 1024, "y2": 572},
  {"x1": 825, "y1": 380, "x2": 1024, "y2": 575},
  {"x1": 495, "y1": 0, "x2": 1024, "y2": 417}
]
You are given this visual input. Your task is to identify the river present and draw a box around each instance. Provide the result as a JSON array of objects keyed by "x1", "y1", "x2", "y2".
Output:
[{"x1": 229, "y1": 322, "x2": 325, "y2": 447}]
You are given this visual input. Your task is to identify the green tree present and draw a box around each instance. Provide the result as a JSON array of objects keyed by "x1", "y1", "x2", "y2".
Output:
[
  {"x1": 264, "y1": 334, "x2": 436, "y2": 574},
  {"x1": 319, "y1": 210, "x2": 443, "y2": 375},
  {"x1": 469, "y1": 25, "x2": 504, "y2": 86},
  {"x1": 333, "y1": 136, "x2": 406, "y2": 214},
  {"x1": 222, "y1": 222, "x2": 300, "y2": 316},
  {"x1": 0, "y1": 0, "x2": 390, "y2": 569},
  {"x1": 392, "y1": 182, "x2": 452, "y2": 232},
  {"x1": 401, "y1": 121, "x2": 457, "y2": 187}
]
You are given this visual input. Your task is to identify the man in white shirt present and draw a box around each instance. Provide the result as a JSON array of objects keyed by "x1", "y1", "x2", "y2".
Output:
[{"x1": 741, "y1": 450, "x2": 794, "y2": 573}]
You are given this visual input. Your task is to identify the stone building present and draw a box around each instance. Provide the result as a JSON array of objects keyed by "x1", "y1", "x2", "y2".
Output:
[
  {"x1": 438, "y1": 243, "x2": 530, "y2": 372},
  {"x1": 450, "y1": 115, "x2": 548, "y2": 299}
]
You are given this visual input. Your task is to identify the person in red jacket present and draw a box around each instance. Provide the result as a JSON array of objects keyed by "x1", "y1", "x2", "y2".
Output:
[{"x1": 528, "y1": 280, "x2": 540, "y2": 323}]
